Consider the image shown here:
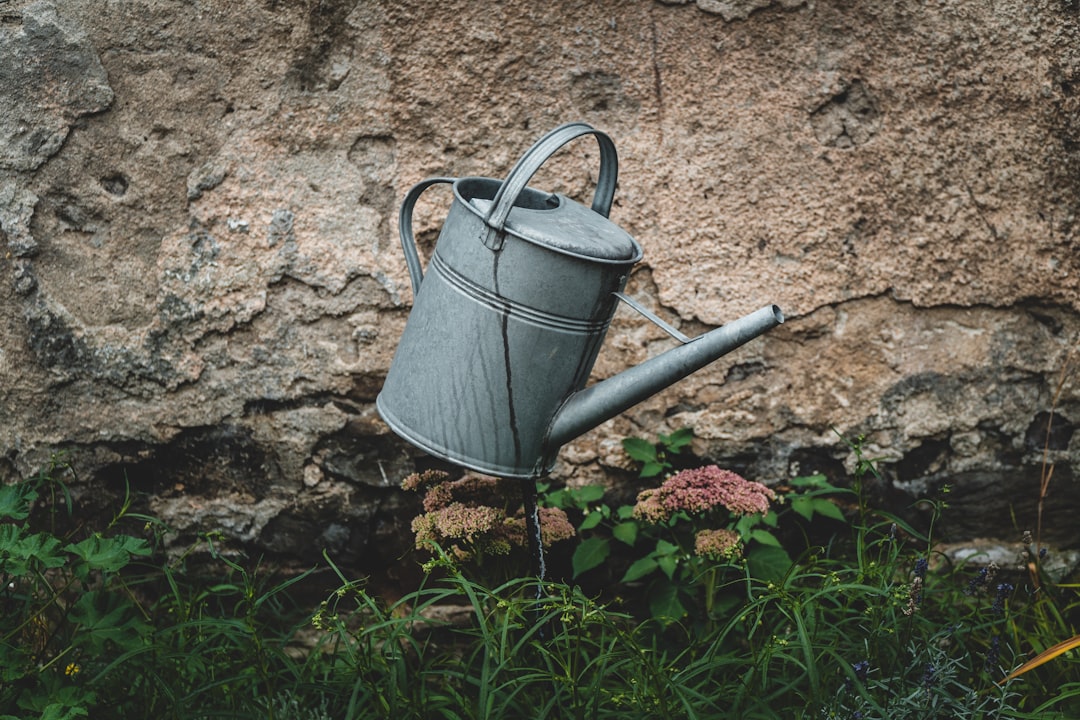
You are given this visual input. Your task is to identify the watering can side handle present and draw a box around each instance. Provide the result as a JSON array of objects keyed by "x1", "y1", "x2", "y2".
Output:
[
  {"x1": 398, "y1": 177, "x2": 455, "y2": 294},
  {"x1": 482, "y1": 122, "x2": 618, "y2": 250},
  {"x1": 613, "y1": 292, "x2": 693, "y2": 344}
]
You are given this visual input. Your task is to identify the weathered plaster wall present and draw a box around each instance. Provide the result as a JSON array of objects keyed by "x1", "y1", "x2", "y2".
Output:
[{"x1": 1, "y1": 0, "x2": 1078, "y2": 569}]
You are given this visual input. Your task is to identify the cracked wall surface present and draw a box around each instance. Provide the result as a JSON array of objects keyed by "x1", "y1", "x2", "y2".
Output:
[{"x1": 1, "y1": 0, "x2": 1078, "y2": 570}]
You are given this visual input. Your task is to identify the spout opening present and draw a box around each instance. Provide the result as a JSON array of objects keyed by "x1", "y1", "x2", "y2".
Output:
[{"x1": 771, "y1": 305, "x2": 785, "y2": 324}]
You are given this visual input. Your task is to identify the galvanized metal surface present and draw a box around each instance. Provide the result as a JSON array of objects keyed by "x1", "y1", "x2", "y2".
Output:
[{"x1": 377, "y1": 122, "x2": 784, "y2": 478}]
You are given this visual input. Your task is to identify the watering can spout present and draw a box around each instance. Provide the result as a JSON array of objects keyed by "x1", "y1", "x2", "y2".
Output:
[{"x1": 545, "y1": 304, "x2": 784, "y2": 452}]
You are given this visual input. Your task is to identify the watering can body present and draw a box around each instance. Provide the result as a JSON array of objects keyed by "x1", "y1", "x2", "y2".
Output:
[{"x1": 377, "y1": 123, "x2": 783, "y2": 478}]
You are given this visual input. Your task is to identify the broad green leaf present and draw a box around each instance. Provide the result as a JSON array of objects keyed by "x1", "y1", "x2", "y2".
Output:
[
  {"x1": 69, "y1": 591, "x2": 151, "y2": 654},
  {"x1": 810, "y1": 498, "x2": 846, "y2": 522},
  {"x1": 612, "y1": 521, "x2": 638, "y2": 547},
  {"x1": 35, "y1": 687, "x2": 93, "y2": 720},
  {"x1": 0, "y1": 483, "x2": 35, "y2": 521},
  {"x1": 0, "y1": 523, "x2": 23, "y2": 553},
  {"x1": 657, "y1": 554, "x2": 679, "y2": 580},
  {"x1": 572, "y1": 485, "x2": 606, "y2": 504},
  {"x1": 750, "y1": 529, "x2": 781, "y2": 547},
  {"x1": 648, "y1": 582, "x2": 687, "y2": 621},
  {"x1": 790, "y1": 473, "x2": 829, "y2": 488},
  {"x1": 660, "y1": 427, "x2": 694, "y2": 451},
  {"x1": 572, "y1": 537, "x2": 610, "y2": 578},
  {"x1": 579, "y1": 510, "x2": 604, "y2": 531},
  {"x1": 640, "y1": 461, "x2": 665, "y2": 478},
  {"x1": 621, "y1": 556, "x2": 659, "y2": 583},
  {"x1": 791, "y1": 495, "x2": 815, "y2": 521},
  {"x1": 655, "y1": 539, "x2": 679, "y2": 556},
  {"x1": 0, "y1": 528, "x2": 65, "y2": 575},
  {"x1": 747, "y1": 546, "x2": 793, "y2": 583},
  {"x1": 541, "y1": 487, "x2": 565, "y2": 507},
  {"x1": 792, "y1": 495, "x2": 846, "y2": 522},
  {"x1": 734, "y1": 514, "x2": 756, "y2": 540},
  {"x1": 67, "y1": 534, "x2": 151, "y2": 578},
  {"x1": 621, "y1": 437, "x2": 657, "y2": 463},
  {"x1": 616, "y1": 505, "x2": 635, "y2": 520}
]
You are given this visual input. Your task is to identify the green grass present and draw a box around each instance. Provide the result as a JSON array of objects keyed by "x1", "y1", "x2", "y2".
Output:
[{"x1": 2, "y1": 441, "x2": 1079, "y2": 719}]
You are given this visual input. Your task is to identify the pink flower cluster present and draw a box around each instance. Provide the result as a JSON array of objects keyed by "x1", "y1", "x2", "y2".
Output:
[
  {"x1": 403, "y1": 471, "x2": 574, "y2": 560},
  {"x1": 419, "y1": 474, "x2": 507, "y2": 512},
  {"x1": 412, "y1": 503, "x2": 503, "y2": 547},
  {"x1": 401, "y1": 469, "x2": 451, "y2": 492},
  {"x1": 633, "y1": 466, "x2": 775, "y2": 524},
  {"x1": 694, "y1": 528, "x2": 742, "y2": 560}
]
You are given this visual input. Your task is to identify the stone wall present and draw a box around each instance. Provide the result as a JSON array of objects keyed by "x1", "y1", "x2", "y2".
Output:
[{"x1": 2, "y1": 0, "x2": 1078, "y2": 572}]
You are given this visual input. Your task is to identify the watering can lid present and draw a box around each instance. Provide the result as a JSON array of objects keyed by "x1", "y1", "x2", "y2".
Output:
[{"x1": 470, "y1": 196, "x2": 642, "y2": 263}]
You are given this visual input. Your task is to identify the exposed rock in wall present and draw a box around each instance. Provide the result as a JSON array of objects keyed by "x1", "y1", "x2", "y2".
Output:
[{"x1": 1, "y1": 0, "x2": 1077, "y2": 574}]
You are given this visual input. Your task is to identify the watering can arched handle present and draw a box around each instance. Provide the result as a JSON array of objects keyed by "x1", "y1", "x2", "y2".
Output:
[
  {"x1": 482, "y1": 122, "x2": 618, "y2": 251},
  {"x1": 398, "y1": 176, "x2": 454, "y2": 293}
]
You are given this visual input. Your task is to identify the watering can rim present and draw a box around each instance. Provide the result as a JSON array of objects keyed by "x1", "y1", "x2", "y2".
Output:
[{"x1": 450, "y1": 175, "x2": 645, "y2": 265}]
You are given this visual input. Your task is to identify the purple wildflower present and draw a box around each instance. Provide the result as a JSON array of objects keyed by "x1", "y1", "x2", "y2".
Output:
[
  {"x1": 852, "y1": 660, "x2": 870, "y2": 682},
  {"x1": 964, "y1": 563, "x2": 997, "y2": 596},
  {"x1": 921, "y1": 663, "x2": 937, "y2": 688},
  {"x1": 913, "y1": 557, "x2": 928, "y2": 580},
  {"x1": 991, "y1": 583, "x2": 1013, "y2": 616}
]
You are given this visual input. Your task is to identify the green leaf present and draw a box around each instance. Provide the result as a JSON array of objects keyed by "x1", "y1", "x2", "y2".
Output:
[
  {"x1": 791, "y1": 495, "x2": 815, "y2": 522},
  {"x1": 750, "y1": 529, "x2": 781, "y2": 547},
  {"x1": 621, "y1": 556, "x2": 659, "y2": 583},
  {"x1": 656, "y1": 554, "x2": 679, "y2": 580},
  {"x1": 41, "y1": 705, "x2": 89, "y2": 720},
  {"x1": 654, "y1": 539, "x2": 679, "y2": 557},
  {"x1": 0, "y1": 527, "x2": 65, "y2": 575},
  {"x1": 612, "y1": 521, "x2": 638, "y2": 547},
  {"x1": 572, "y1": 537, "x2": 610, "y2": 578},
  {"x1": 621, "y1": 437, "x2": 657, "y2": 463},
  {"x1": 616, "y1": 504, "x2": 635, "y2": 520},
  {"x1": 0, "y1": 483, "x2": 36, "y2": 521},
  {"x1": 747, "y1": 546, "x2": 793, "y2": 583},
  {"x1": 541, "y1": 487, "x2": 565, "y2": 508},
  {"x1": 640, "y1": 462, "x2": 666, "y2": 478},
  {"x1": 791, "y1": 495, "x2": 846, "y2": 523},
  {"x1": 810, "y1": 498, "x2": 846, "y2": 522},
  {"x1": 69, "y1": 591, "x2": 150, "y2": 654},
  {"x1": 660, "y1": 427, "x2": 694, "y2": 451},
  {"x1": 648, "y1": 582, "x2": 687, "y2": 621},
  {"x1": 66, "y1": 534, "x2": 151, "y2": 578},
  {"x1": 790, "y1": 473, "x2": 829, "y2": 488},
  {"x1": 572, "y1": 485, "x2": 606, "y2": 504},
  {"x1": 734, "y1": 514, "x2": 757, "y2": 540},
  {"x1": 579, "y1": 510, "x2": 604, "y2": 531}
]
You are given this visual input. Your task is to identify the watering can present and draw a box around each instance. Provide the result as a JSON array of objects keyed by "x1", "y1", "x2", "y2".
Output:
[{"x1": 377, "y1": 122, "x2": 783, "y2": 479}]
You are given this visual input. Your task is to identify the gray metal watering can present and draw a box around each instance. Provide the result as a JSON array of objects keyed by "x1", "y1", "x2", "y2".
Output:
[{"x1": 377, "y1": 122, "x2": 783, "y2": 479}]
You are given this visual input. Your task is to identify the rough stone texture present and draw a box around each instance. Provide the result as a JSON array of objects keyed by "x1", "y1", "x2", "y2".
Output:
[{"x1": 1, "y1": 0, "x2": 1078, "y2": 573}]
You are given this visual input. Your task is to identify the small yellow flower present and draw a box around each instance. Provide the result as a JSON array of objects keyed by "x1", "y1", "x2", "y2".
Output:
[{"x1": 65, "y1": 663, "x2": 80, "y2": 677}]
